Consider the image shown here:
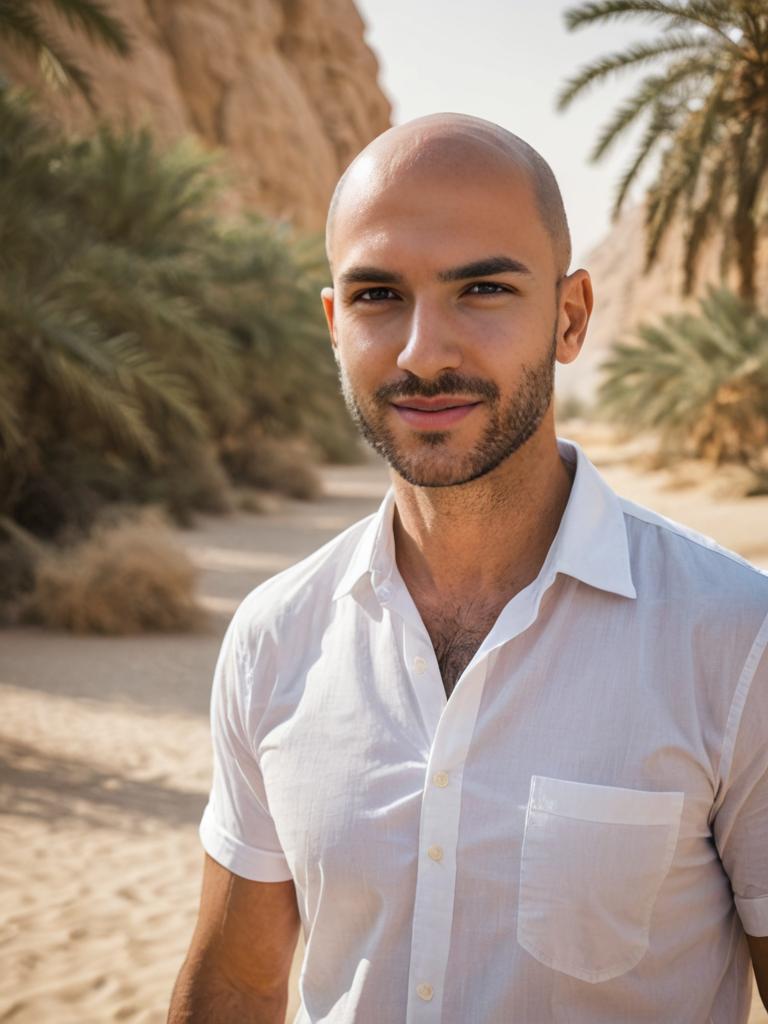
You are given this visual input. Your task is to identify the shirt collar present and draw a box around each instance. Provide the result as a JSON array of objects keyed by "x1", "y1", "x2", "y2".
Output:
[
  {"x1": 331, "y1": 488, "x2": 397, "y2": 602},
  {"x1": 331, "y1": 437, "x2": 636, "y2": 603},
  {"x1": 548, "y1": 438, "x2": 636, "y2": 599}
]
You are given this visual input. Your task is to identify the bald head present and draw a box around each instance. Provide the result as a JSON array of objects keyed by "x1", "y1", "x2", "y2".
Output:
[{"x1": 325, "y1": 113, "x2": 572, "y2": 278}]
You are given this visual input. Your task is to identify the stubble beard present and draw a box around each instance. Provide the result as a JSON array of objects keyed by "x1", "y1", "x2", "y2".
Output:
[{"x1": 339, "y1": 330, "x2": 558, "y2": 488}]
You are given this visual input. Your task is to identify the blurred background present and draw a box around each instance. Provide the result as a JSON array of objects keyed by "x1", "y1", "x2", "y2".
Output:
[{"x1": 0, "y1": 1, "x2": 766, "y2": 1021}]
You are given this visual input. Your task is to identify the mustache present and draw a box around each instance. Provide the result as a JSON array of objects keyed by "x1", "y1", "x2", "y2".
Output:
[{"x1": 374, "y1": 371, "x2": 499, "y2": 403}]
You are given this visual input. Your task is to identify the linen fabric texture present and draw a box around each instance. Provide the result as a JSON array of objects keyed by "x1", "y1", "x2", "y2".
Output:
[{"x1": 199, "y1": 439, "x2": 768, "y2": 1024}]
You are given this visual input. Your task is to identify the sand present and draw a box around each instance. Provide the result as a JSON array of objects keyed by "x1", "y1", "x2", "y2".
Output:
[{"x1": 1, "y1": 444, "x2": 766, "y2": 1024}]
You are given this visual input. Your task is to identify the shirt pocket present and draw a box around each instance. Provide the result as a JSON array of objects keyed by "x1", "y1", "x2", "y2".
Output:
[{"x1": 517, "y1": 775, "x2": 684, "y2": 984}]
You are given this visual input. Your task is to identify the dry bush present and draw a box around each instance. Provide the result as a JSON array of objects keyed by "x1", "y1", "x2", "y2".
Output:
[
  {"x1": 222, "y1": 431, "x2": 322, "y2": 501},
  {"x1": 157, "y1": 445, "x2": 236, "y2": 527},
  {"x1": 28, "y1": 511, "x2": 205, "y2": 634},
  {"x1": 234, "y1": 488, "x2": 269, "y2": 514},
  {"x1": 0, "y1": 518, "x2": 43, "y2": 624}
]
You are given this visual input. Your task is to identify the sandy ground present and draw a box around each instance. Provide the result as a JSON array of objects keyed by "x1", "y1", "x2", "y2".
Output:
[{"x1": 1, "y1": 440, "x2": 767, "y2": 1024}]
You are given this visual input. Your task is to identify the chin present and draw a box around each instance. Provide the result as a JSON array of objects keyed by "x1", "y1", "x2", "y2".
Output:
[
  {"x1": 387, "y1": 452, "x2": 498, "y2": 489},
  {"x1": 383, "y1": 426, "x2": 539, "y2": 488}
]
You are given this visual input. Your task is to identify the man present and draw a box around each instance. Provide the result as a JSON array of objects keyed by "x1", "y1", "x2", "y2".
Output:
[{"x1": 168, "y1": 113, "x2": 768, "y2": 1023}]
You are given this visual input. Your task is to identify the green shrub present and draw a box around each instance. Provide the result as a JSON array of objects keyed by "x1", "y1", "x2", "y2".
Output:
[
  {"x1": 598, "y1": 288, "x2": 768, "y2": 471},
  {"x1": 0, "y1": 90, "x2": 353, "y2": 540}
]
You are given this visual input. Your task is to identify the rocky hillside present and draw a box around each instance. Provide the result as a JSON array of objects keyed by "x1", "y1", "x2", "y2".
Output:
[
  {"x1": 0, "y1": 0, "x2": 392, "y2": 230},
  {"x1": 560, "y1": 206, "x2": 768, "y2": 401}
]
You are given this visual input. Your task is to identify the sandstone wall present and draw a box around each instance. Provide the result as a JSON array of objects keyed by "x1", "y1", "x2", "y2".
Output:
[{"x1": 0, "y1": 0, "x2": 392, "y2": 229}]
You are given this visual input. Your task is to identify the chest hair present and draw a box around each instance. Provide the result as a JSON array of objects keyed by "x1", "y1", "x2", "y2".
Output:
[{"x1": 420, "y1": 599, "x2": 503, "y2": 698}]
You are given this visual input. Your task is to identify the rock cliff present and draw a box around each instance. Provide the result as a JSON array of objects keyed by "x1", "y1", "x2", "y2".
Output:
[{"x1": 0, "y1": 0, "x2": 392, "y2": 229}]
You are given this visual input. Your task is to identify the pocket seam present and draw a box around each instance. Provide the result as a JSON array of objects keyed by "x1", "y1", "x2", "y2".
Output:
[
  {"x1": 529, "y1": 774, "x2": 685, "y2": 826},
  {"x1": 516, "y1": 776, "x2": 685, "y2": 984},
  {"x1": 516, "y1": 927, "x2": 649, "y2": 984}
]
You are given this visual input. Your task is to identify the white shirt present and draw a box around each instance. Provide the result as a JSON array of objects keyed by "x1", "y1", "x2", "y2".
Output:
[{"x1": 199, "y1": 439, "x2": 768, "y2": 1023}]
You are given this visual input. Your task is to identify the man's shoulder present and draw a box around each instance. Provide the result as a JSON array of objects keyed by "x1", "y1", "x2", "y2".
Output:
[
  {"x1": 229, "y1": 510, "x2": 377, "y2": 640},
  {"x1": 619, "y1": 495, "x2": 768, "y2": 607}
]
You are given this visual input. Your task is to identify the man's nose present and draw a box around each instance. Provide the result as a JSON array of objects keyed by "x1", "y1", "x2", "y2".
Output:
[{"x1": 396, "y1": 300, "x2": 462, "y2": 379}]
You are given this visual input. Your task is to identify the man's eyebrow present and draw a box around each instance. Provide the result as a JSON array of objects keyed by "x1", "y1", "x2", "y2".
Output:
[
  {"x1": 438, "y1": 256, "x2": 531, "y2": 281},
  {"x1": 337, "y1": 256, "x2": 531, "y2": 288},
  {"x1": 338, "y1": 266, "x2": 405, "y2": 286}
]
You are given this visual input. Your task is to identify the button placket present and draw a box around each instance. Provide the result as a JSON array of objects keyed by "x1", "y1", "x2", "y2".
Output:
[
  {"x1": 402, "y1": 628, "x2": 444, "y2": 741},
  {"x1": 405, "y1": 660, "x2": 490, "y2": 1023}
]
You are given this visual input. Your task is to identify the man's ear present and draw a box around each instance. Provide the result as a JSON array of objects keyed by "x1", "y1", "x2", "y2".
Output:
[
  {"x1": 321, "y1": 287, "x2": 337, "y2": 355},
  {"x1": 555, "y1": 269, "x2": 593, "y2": 365}
]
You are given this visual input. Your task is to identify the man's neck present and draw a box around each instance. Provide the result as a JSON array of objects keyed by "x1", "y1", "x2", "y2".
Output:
[{"x1": 391, "y1": 429, "x2": 574, "y2": 607}]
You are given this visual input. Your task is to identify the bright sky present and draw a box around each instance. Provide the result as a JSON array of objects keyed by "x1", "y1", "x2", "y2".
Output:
[{"x1": 355, "y1": 0, "x2": 650, "y2": 265}]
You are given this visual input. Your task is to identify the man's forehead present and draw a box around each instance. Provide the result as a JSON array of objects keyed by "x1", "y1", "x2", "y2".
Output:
[
  {"x1": 330, "y1": 161, "x2": 544, "y2": 278},
  {"x1": 339, "y1": 128, "x2": 537, "y2": 214},
  {"x1": 352, "y1": 114, "x2": 537, "y2": 175},
  {"x1": 326, "y1": 114, "x2": 572, "y2": 277}
]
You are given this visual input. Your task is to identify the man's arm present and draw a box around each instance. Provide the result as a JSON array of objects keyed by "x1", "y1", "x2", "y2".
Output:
[
  {"x1": 168, "y1": 853, "x2": 301, "y2": 1023},
  {"x1": 747, "y1": 933, "x2": 768, "y2": 1011}
]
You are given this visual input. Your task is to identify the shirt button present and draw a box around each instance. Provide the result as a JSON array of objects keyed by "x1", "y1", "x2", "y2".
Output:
[
  {"x1": 433, "y1": 770, "x2": 449, "y2": 788},
  {"x1": 413, "y1": 656, "x2": 427, "y2": 675},
  {"x1": 427, "y1": 844, "x2": 443, "y2": 862},
  {"x1": 416, "y1": 983, "x2": 434, "y2": 1001}
]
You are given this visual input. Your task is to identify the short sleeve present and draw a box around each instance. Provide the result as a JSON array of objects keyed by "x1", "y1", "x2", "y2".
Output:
[
  {"x1": 712, "y1": 612, "x2": 768, "y2": 937},
  {"x1": 199, "y1": 612, "x2": 293, "y2": 882}
]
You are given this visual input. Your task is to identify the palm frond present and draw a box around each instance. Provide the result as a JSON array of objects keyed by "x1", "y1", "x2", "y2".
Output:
[
  {"x1": 103, "y1": 334, "x2": 207, "y2": 439},
  {"x1": 564, "y1": 0, "x2": 747, "y2": 47},
  {"x1": 0, "y1": 338, "x2": 24, "y2": 451},
  {"x1": 557, "y1": 33, "x2": 709, "y2": 109},
  {"x1": 643, "y1": 76, "x2": 730, "y2": 265},
  {"x1": 610, "y1": 103, "x2": 672, "y2": 217},
  {"x1": 0, "y1": 3, "x2": 48, "y2": 51},
  {"x1": 589, "y1": 56, "x2": 713, "y2": 159},
  {"x1": 0, "y1": 3, "x2": 93, "y2": 97},
  {"x1": 44, "y1": 0, "x2": 131, "y2": 56},
  {"x1": 66, "y1": 127, "x2": 219, "y2": 249},
  {"x1": 561, "y1": 0, "x2": 768, "y2": 305},
  {"x1": 683, "y1": 157, "x2": 728, "y2": 293},
  {"x1": 598, "y1": 288, "x2": 768, "y2": 464},
  {"x1": 33, "y1": 328, "x2": 162, "y2": 462},
  {"x1": 0, "y1": 0, "x2": 130, "y2": 103}
]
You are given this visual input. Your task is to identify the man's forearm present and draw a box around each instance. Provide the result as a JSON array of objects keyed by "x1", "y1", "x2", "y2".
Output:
[{"x1": 167, "y1": 959, "x2": 288, "y2": 1024}]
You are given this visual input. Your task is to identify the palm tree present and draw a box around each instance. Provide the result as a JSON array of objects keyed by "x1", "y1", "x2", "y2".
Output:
[
  {"x1": 558, "y1": 1, "x2": 768, "y2": 305},
  {"x1": 0, "y1": 0, "x2": 130, "y2": 105},
  {"x1": 0, "y1": 102, "x2": 238, "y2": 532},
  {"x1": 597, "y1": 288, "x2": 768, "y2": 470},
  {"x1": 0, "y1": 91, "x2": 357, "y2": 536}
]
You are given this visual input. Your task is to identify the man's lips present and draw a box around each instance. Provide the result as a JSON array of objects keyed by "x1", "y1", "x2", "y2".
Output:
[{"x1": 390, "y1": 397, "x2": 482, "y2": 429}]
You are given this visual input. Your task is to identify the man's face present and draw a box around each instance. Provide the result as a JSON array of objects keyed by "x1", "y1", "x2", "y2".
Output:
[{"x1": 323, "y1": 159, "x2": 566, "y2": 488}]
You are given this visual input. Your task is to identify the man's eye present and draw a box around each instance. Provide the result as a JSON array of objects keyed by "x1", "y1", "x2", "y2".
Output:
[
  {"x1": 355, "y1": 287, "x2": 399, "y2": 302},
  {"x1": 465, "y1": 282, "x2": 512, "y2": 295}
]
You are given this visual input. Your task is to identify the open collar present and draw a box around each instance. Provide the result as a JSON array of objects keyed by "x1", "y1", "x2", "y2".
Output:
[
  {"x1": 547, "y1": 438, "x2": 636, "y2": 599},
  {"x1": 331, "y1": 438, "x2": 636, "y2": 604},
  {"x1": 331, "y1": 488, "x2": 397, "y2": 602}
]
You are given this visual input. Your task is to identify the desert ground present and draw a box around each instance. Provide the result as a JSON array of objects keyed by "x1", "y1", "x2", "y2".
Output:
[{"x1": 1, "y1": 432, "x2": 767, "y2": 1023}]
